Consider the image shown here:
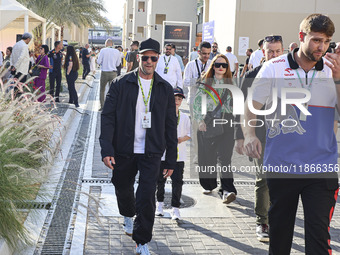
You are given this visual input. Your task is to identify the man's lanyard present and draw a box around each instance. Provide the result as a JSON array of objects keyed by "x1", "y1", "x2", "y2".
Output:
[
  {"x1": 295, "y1": 69, "x2": 316, "y2": 121},
  {"x1": 138, "y1": 74, "x2": 154, "y2": 113},
  {"x1": 201, "y1": 62, "x2": 207, "y2": 73},
  {"x1": 295, "y1": 69, "x2": 316, "y2": 91},
  {"x1": 164, "y1": 55, "x2": 171, "y2": 67},
  {"x1": 177, "y1": 111, "x2": 180, "y2": 160},
  {"x1": 195, "y1": 59, "x2": 207, "y2": 77},
  {"x1": 177, "y1": 111, "x2": 180, "y2": 126}
]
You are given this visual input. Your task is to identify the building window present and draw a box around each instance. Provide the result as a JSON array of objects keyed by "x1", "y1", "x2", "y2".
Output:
[
  {"x1": 155, "y1": 14, "x2": 166, "y2": 25},
  {"x1": 138, "y1": 1, "x2": 145, "y2": 12},
  {"x1": 129, "y1": 14, "x2": 133, "y2": 21},
  {"x1": 137, "y1": 26, "x2": 144, "y2": 37}
]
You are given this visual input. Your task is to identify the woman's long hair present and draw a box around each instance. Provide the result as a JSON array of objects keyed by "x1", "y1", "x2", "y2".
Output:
[
  {"x1": 65, "y1": 46, "x2": 79, "y2": 71},
  {"x1": 201, "y1": 54, "x2": 232, "y2": 85}
]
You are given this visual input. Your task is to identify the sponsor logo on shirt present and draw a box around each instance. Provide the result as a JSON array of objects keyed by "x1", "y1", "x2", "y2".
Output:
[
  {"x1": 272, "y1": 59, "x2": 285, "y2": 64},
  {"x1": 284, "y1": 68, "x2": 294, "y2": 76}
]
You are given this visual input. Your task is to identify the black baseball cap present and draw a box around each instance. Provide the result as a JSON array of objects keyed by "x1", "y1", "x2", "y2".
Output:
[
  {"x1": 139, "y1": 38, "x2": 160, "y2": 54},
  {"x1": 173, "y1": 87, "x2": 185, "y2": 98}
]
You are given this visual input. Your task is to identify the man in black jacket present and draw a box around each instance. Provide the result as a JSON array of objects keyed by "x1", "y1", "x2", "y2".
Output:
[
  {"x1": 100, "y1": 38, "x2": 177, "y2": 255},
  {"x1": 234, "y1": 35, "x2": 284, "y2": 242}
]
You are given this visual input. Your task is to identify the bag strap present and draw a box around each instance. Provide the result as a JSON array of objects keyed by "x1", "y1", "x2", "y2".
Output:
[
  {"x1": 31, "y1": 55, "x2": 45, "y2": 70},
  {"x1": 195, "y1": 59, "x2": 201, "y2": 77},
  {"x1": 210, "y1": 89, "x2": 230, "y2": 117},
  {"x1": 198, "y1": 81, "x2": 231, "y2": 124}
]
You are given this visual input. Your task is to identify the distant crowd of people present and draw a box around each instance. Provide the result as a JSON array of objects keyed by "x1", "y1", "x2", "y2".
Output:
[{"x1": 0, "y1": 36, "x2": 128, "y2": 107}]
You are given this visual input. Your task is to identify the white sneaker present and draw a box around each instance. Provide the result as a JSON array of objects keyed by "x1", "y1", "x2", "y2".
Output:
[
  {"x1": 171, "y1": 207, "x2": 181, "y2": 220},
  {"x1": 202, "y1": 189, "x2": 212, "y2": 195},
  {"x1": 136, "y1": 243, "x2": 150, "y2": 255},
  {"x1": 155, "y1": 202, "x2": 164, "y2": 216},
  {"x1": 123, "y1": 216, "x2": 133, "y2": 236},
  {"x1": 222, "y1": 191, "x2": 236, "y2": 204},
  {"x1": 256, "y1": 224, "x2": 270, "y2": 242}
]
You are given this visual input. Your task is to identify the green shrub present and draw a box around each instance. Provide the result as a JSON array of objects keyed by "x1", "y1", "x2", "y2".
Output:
[{"x1": 0, "y1": 76, "x2": 59, "y2": 248}]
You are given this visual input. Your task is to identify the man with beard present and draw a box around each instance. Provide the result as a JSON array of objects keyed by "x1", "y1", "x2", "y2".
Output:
[
  {"x1": 155, "y1": 43, "x2": 183, "y2": 88},
  {"x1": 100, "y1": 38, "x2": 177, "y2": 255},
  {"x1": 243, "y1": 14, "x2": 340, "y2": 254},
  {"x1": 235, "y1": 36, "x2": 284, "y2": 242},
  {"x1": 209, "y1": 42, "x2": 220, "y2": 60}
]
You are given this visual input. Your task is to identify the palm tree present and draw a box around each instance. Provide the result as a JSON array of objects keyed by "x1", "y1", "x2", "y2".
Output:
[{"x1": 18, "y1": 0, "x2": 111, "y2": 49}]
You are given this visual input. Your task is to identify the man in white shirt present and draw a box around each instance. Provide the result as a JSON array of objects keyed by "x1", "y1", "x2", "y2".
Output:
[
  {"x1": 10, "y1": 32, "x2": 32, "y2": 82},
  {"x1": 183, "y1": 41, "x2": 212, "y2": 163},
  {"x1": 225, "y1": 46, "x2": 238, "y2": 77},
  {"x1": 97, "y1": 38, "x2": 121, "y2": 110},
  {"x1": 155, "y1": 43, "x2": 183, "y2": 88},
  {"x1": 249, "y1": 39, "x2": 264, "y2": 70},
  {"x1": 183, "y1": 41, "x2": 212, "y2": 105},
  {"x1": 242, "y1": 14, "x2": 340, "y2": 255}
]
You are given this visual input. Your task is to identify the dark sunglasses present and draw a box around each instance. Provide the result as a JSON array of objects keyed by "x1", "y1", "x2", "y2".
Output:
[
  {"x1": 264, "y1": 35, "x2": 282, "y2": 42},
  {"x1": 141, "y1": 56, "x2": 158, "y2": 62},
  {"x1": 214, "y1": 62, "x2": 228, "y2": 68}
]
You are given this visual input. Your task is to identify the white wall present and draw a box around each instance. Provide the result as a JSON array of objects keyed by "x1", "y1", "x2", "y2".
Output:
[
  {"x1": 132, "y1": 0, "x2": 147, "y2": 41},
  {"x1": 207, "y1": 0, "x2": 340, "y2": 65},
  {"x1": 208, "y1": 0, "x2": 237, "y2": 55},
  {"x1": 123, "y1": 0, "x2": 133, "y2": 47}
]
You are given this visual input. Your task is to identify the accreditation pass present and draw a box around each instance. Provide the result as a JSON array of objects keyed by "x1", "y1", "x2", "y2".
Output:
[{"x1": 142, "y1": 112, "x2": 151, "y2": 128}]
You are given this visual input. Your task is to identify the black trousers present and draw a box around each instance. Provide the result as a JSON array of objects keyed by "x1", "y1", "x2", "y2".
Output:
[
  {"x1": 197, "y1": 123, "x2": 236, "y2": 193},
  {"x1": 49, "y1": 71, "x2": 62, "y2": 100},
  {"x1": 267, "y1": 174, "x2": 339, "y2": 255},
  {"x1": 111, "y1": 154, "x2": 161, "y2": 245},
  {"x1": 82, "y1": 61, "x2": 90, "y2": 79},
  {"x1": 156, "y1": 161, "x2": 184, "y2": 208},
  {"x1": 14, "y1": 72, "x2": 27, "y2": 83},
  {"x1": 117, "y1": 64, "x2": 122, "y2": 76},
  {"x1": 66, "y1": 71, "x2": 78, "y2": 106}
]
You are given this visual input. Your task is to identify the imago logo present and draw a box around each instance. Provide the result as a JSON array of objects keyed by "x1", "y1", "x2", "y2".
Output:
[{"x1": 284, "y1": 68, "x2": 294, "y2": 77}]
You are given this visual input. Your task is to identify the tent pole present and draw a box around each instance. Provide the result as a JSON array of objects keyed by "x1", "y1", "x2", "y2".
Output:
[
  {"x1": 42, "y1": 22, "x2": 46, "y2": 45},
  {"x1": 52, "y1": 27, "x2": 55, "y2": 49},
  {"x1": 24, "y1": 14, "x2": 29, "y2": 32},
  {"x1": 58, "y1": 29, "x2": 61, "y2": 41}
]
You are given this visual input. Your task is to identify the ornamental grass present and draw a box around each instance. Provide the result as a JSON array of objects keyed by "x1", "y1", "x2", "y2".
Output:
[{"x1": 0, "y1": 70, "x2": 60, "y2": 249}]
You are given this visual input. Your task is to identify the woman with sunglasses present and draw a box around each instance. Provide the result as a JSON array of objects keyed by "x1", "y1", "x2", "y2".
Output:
[
  {"x1": 193, "y1": 54, "x2": 237, "y2": 204},
  {"x1": 34, "y1": 45, "x2": 50, "y2": 102}
]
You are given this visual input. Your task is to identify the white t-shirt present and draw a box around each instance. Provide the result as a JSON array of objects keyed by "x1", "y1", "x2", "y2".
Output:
[
  {"x1": 162, "y1": 111, "x2": 191, "y2": 162},
  {"x1": 249, "y1": 49, "x2": 264, "y2": 69},
  {"x1": 134, "y1": 77, "x2": 152, "y2": 153},
  {"x1": 225, "y1": 52, "x2": 238, "y2": 73},
  {"x1": 155, "y1": 54, "x2": 183, "y2": 88},
  {"x1": 97, "y1": 47, "x2": 121, "y2": 71}
]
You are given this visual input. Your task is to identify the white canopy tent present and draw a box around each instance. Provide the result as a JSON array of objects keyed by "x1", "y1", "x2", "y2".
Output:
[{"x1": 0, "y1": 0, "x2": 61, "y2": 52}]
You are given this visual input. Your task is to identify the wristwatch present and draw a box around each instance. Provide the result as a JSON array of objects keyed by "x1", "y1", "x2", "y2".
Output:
[{"x1": 334, "y1": 79, "x2": 340, "y2": 84}]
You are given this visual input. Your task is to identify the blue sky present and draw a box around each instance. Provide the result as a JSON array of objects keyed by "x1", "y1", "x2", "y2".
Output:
[{"x1": 103, "y1": 0, "x2": 125, "y2": 27}]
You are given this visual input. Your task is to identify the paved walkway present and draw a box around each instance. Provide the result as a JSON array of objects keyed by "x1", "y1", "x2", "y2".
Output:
[
  {"x1": 16, "y1": 70, "x2": 340, "y2": 255},
  {"x1": 79, "y1": 76, "x2": 340, "y2": 254}
]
